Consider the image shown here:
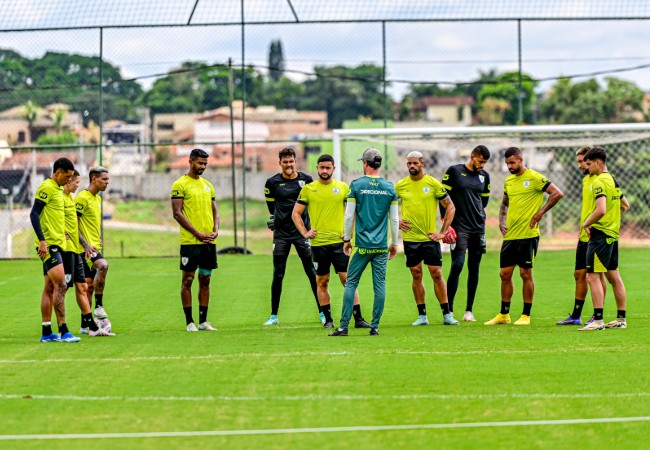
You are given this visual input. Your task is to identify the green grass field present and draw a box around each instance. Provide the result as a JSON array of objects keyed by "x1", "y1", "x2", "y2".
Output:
[{"x1": 0, "y1": 249, "x2": 649, "y2": 449}]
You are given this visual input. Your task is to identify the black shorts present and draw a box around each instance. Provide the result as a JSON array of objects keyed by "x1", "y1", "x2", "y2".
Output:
[
  {"x1": 39, "y1": 245, "x2": 64, "y2": 275},
  {"x1": 586, "y1": 229, "x2": 618, "y2": 273},
  {"x1": 83, "y1": 250, "x2": 105, "y2": 279},
  {"x1": 311, "y1": 243, "x2": 349, "y2": 276},
  {"x1": 64, "y1": 251, "x2": 86, "y2": 288},
  {"x1": 500, "y1": 237, "x2": 539, "y2": 269},
  {"x1": 451, "y1": 232, "x2": 487, "y2": 255},
  {"x1": 575, "y1": 241, "x2": 589, "y2": 271},
  {"x1": 404, "y1": 241, "x2": 442, "y2": 268},
  {"x1": 273, "y1": 238, "x2": 312, "y2": 259},
  {"x1": 180, "y1": 244, "x2": 218, "y2": 272}
]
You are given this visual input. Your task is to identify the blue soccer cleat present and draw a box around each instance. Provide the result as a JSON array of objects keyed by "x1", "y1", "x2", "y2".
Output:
[
  {"x1": 40, "y1": 333, "x2": 61, "y2": 343},
  {"x1": 443, "y1": 313, "x2": 459, "y2": 325},
  {"x1": 60, "y1": 332, "x2": 81, "y2": 343},
  {"x1": 556, "y1": 316, "x2": 582, "y2": 325}
]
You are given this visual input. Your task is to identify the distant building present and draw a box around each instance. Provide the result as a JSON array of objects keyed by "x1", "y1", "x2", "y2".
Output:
[
  {"x1": 153, "y1": 112, "x2": 201, "y2": 143},
  {"x1": 411, "y1": 96, "x2": 474, "y2": 126},
  {"x1": 0, "y1": 103, "x2": 82, "y2": 145}
]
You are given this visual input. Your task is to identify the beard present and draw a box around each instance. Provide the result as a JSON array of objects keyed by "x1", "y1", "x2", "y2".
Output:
[{"x1": 318, "y1": 172, "x2": 331, "y2": 181}]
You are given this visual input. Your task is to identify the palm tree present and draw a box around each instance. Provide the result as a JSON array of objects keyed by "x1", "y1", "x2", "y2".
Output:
[
  {"x1": 22, "y1": 100, "x2": 39, "y2": 144},
  {"x1": 50, "y1": 108, "x2": 67, "y2": 133}
]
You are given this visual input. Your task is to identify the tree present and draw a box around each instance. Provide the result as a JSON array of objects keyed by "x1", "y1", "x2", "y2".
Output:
[
  {"x1": 268, "y1": 40, "x2": 285, "y2": 82},
  {"x1": 539, "y1": 77, "x2": 644, "y2": 124},
  {"x1": 50, "y1": 108, "x2": 67, "y2": 133},
  {"x1": 302, "y1": 64, "x2": 387, "y2": 128},
  {"x1": 21, "y1": 100, "x2": 39, "y2": 143},
  {"x1": 476, "y1": 97, "x2": 511, "y2": 125},
  {"x1": 476, "y1": 71, "x2": 537, "y2": 125}
]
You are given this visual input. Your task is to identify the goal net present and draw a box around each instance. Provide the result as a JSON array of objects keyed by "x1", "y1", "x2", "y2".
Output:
[{"x1": 333, "y1": 124, "x2": 650, "y2": 246}]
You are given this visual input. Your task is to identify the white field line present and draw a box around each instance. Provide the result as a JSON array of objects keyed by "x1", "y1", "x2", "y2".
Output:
[
  {"x1": 0, "y1": 392, "x2": 649, "y2": 403},
  {"x1": 0, "y1": 345, "x2": 645, "y2": 365},
  {"x1": 1, "y1": 416, "x2": 650, "y2": 441}
]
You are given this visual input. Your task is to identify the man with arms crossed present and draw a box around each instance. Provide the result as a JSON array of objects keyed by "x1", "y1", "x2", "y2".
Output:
[
  {"x1": 579, "y1": 147, "x2": 629, "y2": 331},
  {"x1": 171, "y1": 148, "x2": 219, "y2": 332},
  {"x1": 76, "y1": 166, "x2": 111, "y2": 320},
  {"x1": 264, "y1": 147, "x2": 321, "y2": 326},
  {"x1": 485, "y1": 147, "x2": 564, "y2": 326},
  {"x1": 63, "y1": 170, "x2": 113, "y2": 336},
  {"x1": 292, "y1": 154, "x2": 371, "y2": 329},
  {"x1": 30, "y1": 157, "x2": 79, "y2": 342},
  {"x1": 330, "y1": 148, "x2": 399, "y2": 336},
  {"x1": 441, "y1": 145, "x2": 491, "y2": 322},
  {"x1": 396, "y1": 151, "x2": 458, "y2": 326}
]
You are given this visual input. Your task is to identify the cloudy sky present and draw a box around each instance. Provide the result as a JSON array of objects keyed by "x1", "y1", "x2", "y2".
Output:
[{"x1": 2, "y1": 1, "x2": 650, "y2": 99}]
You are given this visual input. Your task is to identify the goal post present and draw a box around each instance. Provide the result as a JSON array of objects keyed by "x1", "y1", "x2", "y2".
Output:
[{"x1": 332, "y1": 123, "x2": 650, "y2": 245}]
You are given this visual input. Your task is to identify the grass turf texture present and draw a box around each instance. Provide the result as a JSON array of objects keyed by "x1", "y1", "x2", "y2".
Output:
[{"x1": 0, "y1": 249, "x2": 649, "y2": 449}]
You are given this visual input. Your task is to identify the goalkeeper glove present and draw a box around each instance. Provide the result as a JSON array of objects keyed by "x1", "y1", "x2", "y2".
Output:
[
  {"x1": 267, "y1": 215, "x2": 275, "y2": 231},
  {"x1": 442, "y1": 226, "x2": 457, "y2": 244}
]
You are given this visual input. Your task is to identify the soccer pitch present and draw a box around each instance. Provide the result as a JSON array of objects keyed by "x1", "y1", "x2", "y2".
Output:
[{"x1": 0, "y1": 249, "x2": 649, "y2": 449}]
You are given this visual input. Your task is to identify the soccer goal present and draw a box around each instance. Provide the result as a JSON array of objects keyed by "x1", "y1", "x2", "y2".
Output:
[{"x1": 333, "y1": 123, "x2": 650, "y2": 244}]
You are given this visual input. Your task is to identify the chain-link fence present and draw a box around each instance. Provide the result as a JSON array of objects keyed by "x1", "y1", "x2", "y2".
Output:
[{"x1": 2, "y1": 2, "x2": 650, "y2": 257}]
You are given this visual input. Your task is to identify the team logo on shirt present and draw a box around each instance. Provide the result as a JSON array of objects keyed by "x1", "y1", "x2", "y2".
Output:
[
  {"x1": 332, "y1": 188, "x2": 340, "y2": 195},
  {"x1": 524, "y1": 180, "x2": 530, "y2": 188},
  {"x1": 39, "y1": 192, "x2": 48, "y2": 200},
  {"x1": 204, "y1": 185, "x2": 210, "y2": 192},
  {"x1": 479, "y1": 175, "x2": 485, "y2": 183},
  {"x1": 299, "y1": 180, "x2": 306, "y2": 187},
  {"x1": 422, "y1": 187, "x2": 430, "y2": 194}
]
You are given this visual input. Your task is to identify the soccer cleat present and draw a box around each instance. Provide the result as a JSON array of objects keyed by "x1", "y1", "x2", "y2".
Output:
[
  {"x1": 186, "y1": 322, "x2": 199, "y2": 332},
  {"x1": 198, "y1": 322, "x2": 217, "y2": 331},
  {"x1": 79, "y1": 327, "x2": 90, "y2": 335},
  {"x1": 40, "y1": 333, "x2": 61, "y2": 343},
  {"x1": 462, "y1": 311, "x2": 476, "y2": 322},
  {"x1": 578, "y1": 320, "x2": 605, "y2": 331},
  {"x1": 484, "y1": 313, "x2": 511, "y2": 325},
  {"x1": 323, "y1": 321, "x2": 334, "y2": 329},
  {"x1": 369, "y1": 328, "x2": 379, "y2": 336},
  {"x1": 604, "y1": 318, "x2": 627, "y2": 329},
  {"x1": 329, "y1": 328, "x2": 348, "y2": 336},
  {"x1": 355, "y1": 319, "x2": 372, "y2": 329},
  {"x1": 556, "y1": 316, "x2": 582, "y2": 325},
  {"x1": 411, "y1": 315, "x2": 429, "y2": 326},
  {"x1": 60, "y1": 332, "x2": 81, "y2": 343},
  {"x1": 443, "y1": 313, "x2": 460, "y2": 325},
  {"x1": 319, "y1": 312, "x2": 326, "y2": 324},
  {"x1": 89, "y1": 327, "x2": 115, "y2": 337},
  {"x1": 263, "y1": 315, "x2": 279, "y2": 326},
  {"x1": 586, "y1": 316, "x2": 595, "y2": 326},
  {"x1": 513, "y1": 314, "x2": 531, "y2": 326},
  {"x1": 94, "y1": 306, "x2": 108, "y2": 319}
]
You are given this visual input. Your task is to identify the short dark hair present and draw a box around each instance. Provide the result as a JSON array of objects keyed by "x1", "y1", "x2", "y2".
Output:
[
  {"x1": 504, "y1": 147, "x2": 522, "y2": 159},
  {"x1": 584, "y1": 146, "x2": 607, "y2": 163},
  {"x1": 279, "y1": 147, "x2": 296, "y2": 160},
  {"x1": 317, "y1": 154, "x2": 334, "y2": 165},
  {"x1": 72, "y1": 169, "x2": 80, "y2": 178},
  {"x1": 89, "y1": 166, "x2": 108, "y2": 182},
  {"x1": 576, "y1": 146, "x2": 591, "y2": 156},
  {"x1": 471, "y1": 145, "x2": 490, "y2": 160},
  {"x1": 53, "y1": 157, "x2": 74, "y2": 173},
  {"x1": 190, "y1": 148, "x2": 209, "y2": 160}
]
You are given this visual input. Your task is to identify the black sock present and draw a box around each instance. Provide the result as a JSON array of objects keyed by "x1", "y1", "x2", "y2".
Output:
[
  {"x1": 440, "y1": 303, "x2": 450, "y2": 315},
  {"x1": 42, "y1": 322, "x2": 52, "y2": 336},
  {"x1": 417, "y1": 303, "x2": 427, "y2": 316},
  {"x1": 82, "y1": 313, "x2": 99, "y2": 331},
  {"x1": 58, "y1": 323, "x2": 69, "y2": 335},
  {"x1": 571, "y1": 299, "x2": 585, "y2": 319},
  {"x1": 617, "y1": 310, "x2": 626, "y2": 319},
  {"x1": 500, "y1": 302, "x2": 510, "y2": 315},
  {"x1": 95, "y1": 294, "x2": 103, "y2": 308},
  {"x1": 183, "y1": 306, "x2": 194, "y2": 325},
  {"x1": 594, "y1": 308, "x2": 604, "y2": 321},
  {"x1": 353, "y1": 304, "x2": 362, "y2": 321},
  {"x1": 199, "y1": 306, "x2": 208, "y2": 324},
  {"x1": 322, "y1": 304, "x2": 333, "y2": 322},
  {"x1": 522, "y1": 303, "x2": 532, "y2": 316}
]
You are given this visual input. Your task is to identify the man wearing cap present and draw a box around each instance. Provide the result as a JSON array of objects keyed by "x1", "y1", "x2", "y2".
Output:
[{"x1": 330, "y1": 148, "x2": 399, "y2": 336}]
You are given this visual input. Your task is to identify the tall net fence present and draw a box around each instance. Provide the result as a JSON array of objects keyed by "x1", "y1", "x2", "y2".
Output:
[
  {"x1": 335, "y1": 125, "x2": 650, "y2": 249},
  {"x1": 2, "y1": 2, "x2": 650, "y2": 257}
]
